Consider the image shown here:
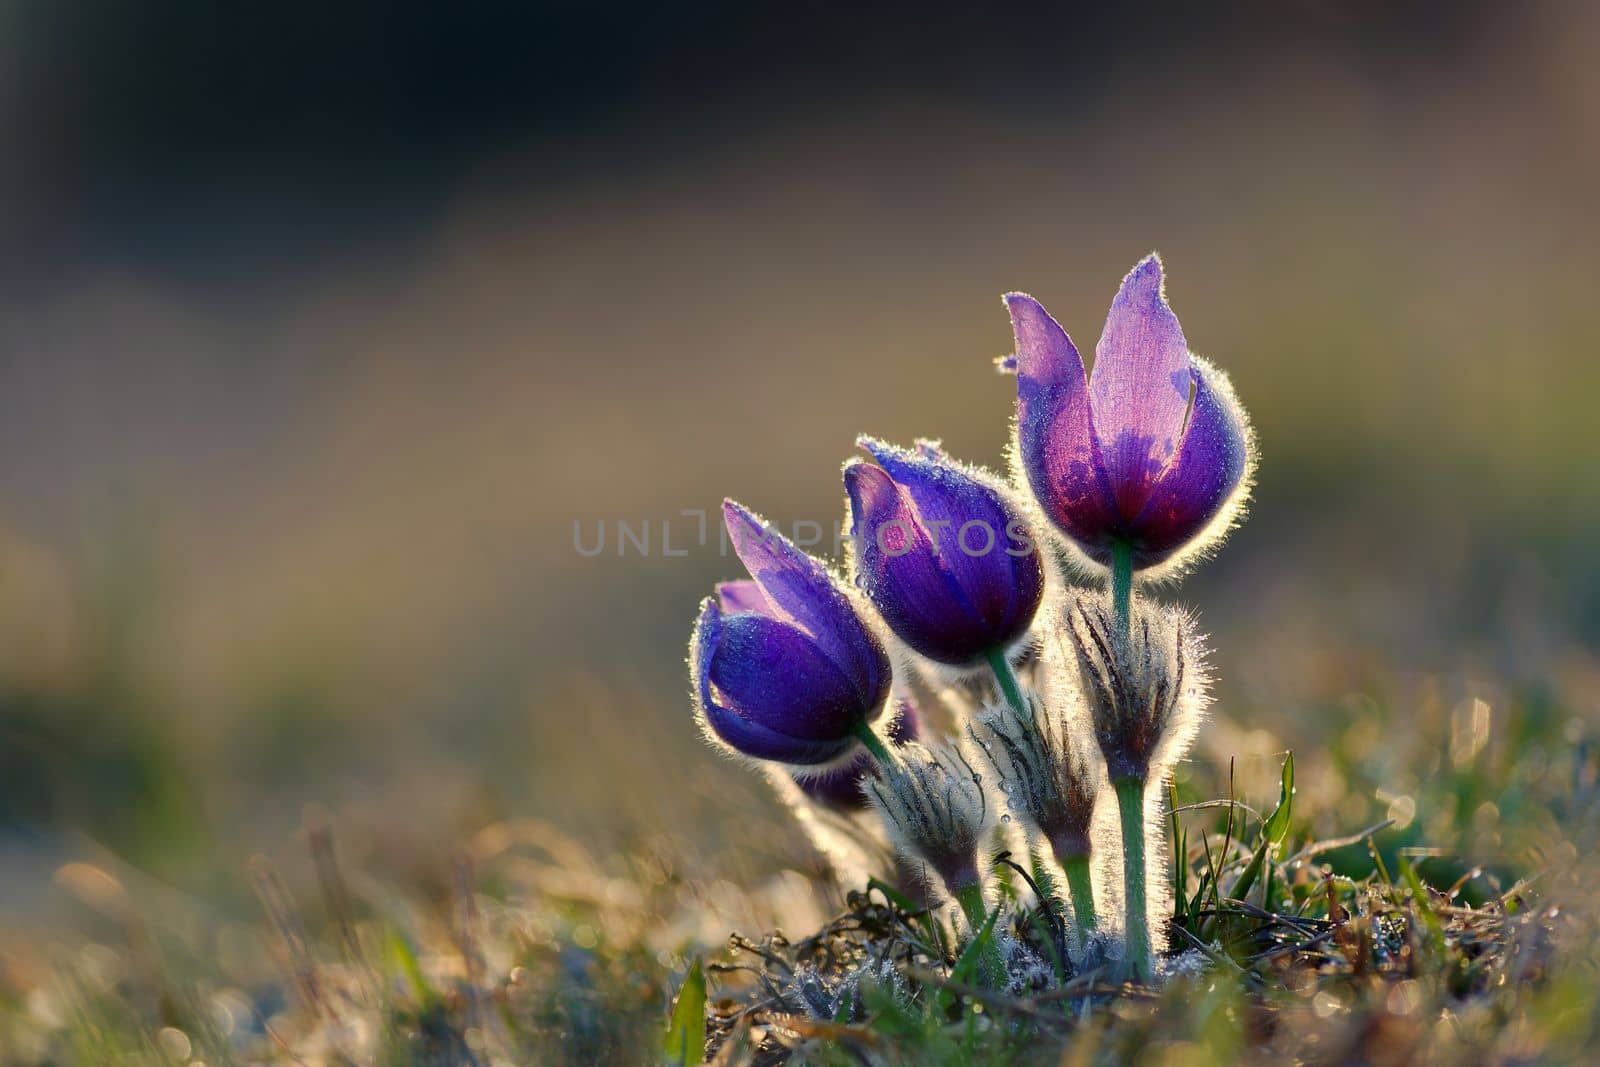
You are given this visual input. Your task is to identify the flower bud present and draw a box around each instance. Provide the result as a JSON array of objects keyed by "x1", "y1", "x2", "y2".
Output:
[
  {"x1": 1061, "y1": 591, "x2": 1208, "y2": 783},
  {"x1": 865, "y1": 741, "x2": 992, "y2": 896},
  {"x1": 844, "y1": 437, "x2": 1045, "y2": 667},
  {"x1": 766, "y1": 700, "x2": 940, "y2": 905},
  {"x1": 691, "y1": 500, "x2": 893, "y2": 767},
  {"x1": 966, "y1": 691, "x2": 1102, "y2": 864}
]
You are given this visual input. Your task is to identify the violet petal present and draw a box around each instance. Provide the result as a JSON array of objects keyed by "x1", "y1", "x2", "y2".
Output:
[
  {"x1": 1088, "y1": 255, "x2": 1193, "y2": 517},
  {"x1": 715, "y1": 579, "x2": 770, "y2": 615},
  {"x1": 723, "y1": 499, "x2": 888, "y2": 704},
  {"x1": 1007, "y1": 292, "x2": 1122, "y2": 560},
  {"x1": 708, "y1": 612, "x2": 869, "y2": 741},
  {"x1": 1129, "y1": 364, "x2": 1248, "y2": 567}
]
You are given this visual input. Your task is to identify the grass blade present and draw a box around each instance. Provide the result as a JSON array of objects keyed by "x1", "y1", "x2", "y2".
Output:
[
  {"x1": 663, "y1": 957, "x2": 706, "y2": 1065},
  {"x1": 1262, "y1": 752, "x2": 1295, "y2": 847}
]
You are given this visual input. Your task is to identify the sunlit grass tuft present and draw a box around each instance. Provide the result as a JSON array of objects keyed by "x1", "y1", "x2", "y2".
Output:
[{"x1": 1, "y1": 678, "x2": 1595, "y2": 1064}]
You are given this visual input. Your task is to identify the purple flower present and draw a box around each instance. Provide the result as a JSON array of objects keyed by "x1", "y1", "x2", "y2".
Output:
[
  {"x1": 692, "y1": 500, "x2": 893, "y2": 766},
  {"x1": 793, "y1": 698, "x2": 921, "y2": 812},
  {"x1": 844, "y1": 436, "x2": 1045, "y2": 666},
  {"x1": 1005, "y1": 255, "x2": 1254, "y2": 574}
]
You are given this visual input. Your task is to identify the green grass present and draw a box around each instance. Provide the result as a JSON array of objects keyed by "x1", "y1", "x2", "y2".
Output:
[
  {"x1": 0, "y1": 537, "x2": 1595, "y2": 1065},
  {"x1": 1, "y1": 683, "x2": 1594, "y2": 1066},
  {"x1": 699, "y1": 750, "x2": 1579, "y2": 1065}
]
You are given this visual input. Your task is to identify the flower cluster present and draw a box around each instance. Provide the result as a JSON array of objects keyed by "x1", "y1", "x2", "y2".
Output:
[{"x1": 688, "y1": 254, "x2": 1255, "y2": 981}]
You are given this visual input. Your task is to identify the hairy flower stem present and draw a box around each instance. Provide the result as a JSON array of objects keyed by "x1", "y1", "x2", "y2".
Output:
[
  {"x1": 984, "y1": 647, "x2": 1028, "y2": 721},
  {"x1": 851, "y1": 721, "x2": 892, "y2": 765},
  {"x1": 1114, "y1": 776, "x2": 1151, "y2": 980},
  {"x1": 952, "y1": 882, "x2": 1005, "y2": 983},
  {"x1": 1060, "y1": 854, "x2": 1097, "y2": 936},
  {"x1": 1110, "y1": 539, "x2": 1134, "y2": 646}
]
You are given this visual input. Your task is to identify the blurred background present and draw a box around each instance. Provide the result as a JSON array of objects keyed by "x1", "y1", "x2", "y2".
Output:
[{"x1": 0, "y1": 0, "x2": 1597, "y2": 941}]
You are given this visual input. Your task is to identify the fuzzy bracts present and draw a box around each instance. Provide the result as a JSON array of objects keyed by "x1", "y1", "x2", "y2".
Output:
[
  {"x1": 966, "y1": 692, "x2": 1101, "y2": 861},
  {"x1": 866, "y1": 741, "x2": 992, "y2": 895},
  {"x1": 1063, "y1": 591, "x2": 1208, "y2": 785}
]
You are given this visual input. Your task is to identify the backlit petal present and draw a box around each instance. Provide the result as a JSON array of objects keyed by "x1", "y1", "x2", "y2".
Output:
[
  {"x1": 1130, "y1": 362, "x2": 1249, "y2": 567},
  {"x1": 1089, "y1": 255, "x2": 1193, "y2": 516},
  {"x1": 723, "y1": 499, "x2": 888, "y2": 703},
  {"x1": 715, "y1": 579, "x2": 770, "y2": 615},
  {"x1": 708, "y1": 613, "x2": 866, "y2": 741},
  {"x1": 1007, "y1": 293, "x2": 1121, "y2": 562}
]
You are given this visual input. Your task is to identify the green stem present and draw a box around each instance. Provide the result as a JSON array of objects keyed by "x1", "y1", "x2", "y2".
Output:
[
  {"x1": 952, "y1": 882, "x2": 1005, "y2": 983},
  {"x1": 1027, "y1": 849, "x2": 1068, "y2": 982},
  {"x1": 1110, "y1": 539, "x2": 1134, "y2": 646},
  {"x1": 852, "y1": 721, "x2": 892, "y2": 765},
  {"x1": 984, "y1": 647, "x2": 1028, "y2": 720},
  {"x1": 1114, "y1": 776, "x2": 1152, "y2": 981},
  {"x1": 952, "y1": 882, "x2": 989, "y2": 932},
  {"x1": 1060, "y1": 854, "x2": 1097, "y2": 936}
]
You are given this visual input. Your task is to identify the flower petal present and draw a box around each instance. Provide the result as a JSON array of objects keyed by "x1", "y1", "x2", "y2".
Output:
[
  {"x1": 845, "y1": 460, "x2": 996, "y2": 664},
  {"x1": 696, "y1": 598, "x2": 845, "y2": 763},
  {"x1": 701, "y1": 698, "x2": 855, "y2": 765},
  {"x1": 885, "y1": 695, "x2": 921, "y2": 745},
  {"x1": 715, "y1": 579, "x2": 770, "y2": 615},
  {"x1": 857, "y1": 437, "x2": 1042, "y2": 645},
  {"x1": 1089, "y1": 255, "x2": 1193, "y2": 516},
  {"x1": 1130, "y1": 362, "x2": 1249, "y2": 567},
  {"x1": 1006, "y1": 291, "x2": 1086, "y2": 390},
  {"x1": 723, "y1": 499, "x2": 888, "y2": 702},
  {"x1": 708, "y1": 612, "x2": 867, "y2": 741},
  {"x1": 1006, "y1": 293, "x2": 1122, "y2": 561},
  {"x1": 793, "y1": 751, "x2": 876, "y2": 810}
]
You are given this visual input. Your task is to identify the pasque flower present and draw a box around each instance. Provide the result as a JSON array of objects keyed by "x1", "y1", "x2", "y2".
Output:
[
  {"x1": 1005, "y1": 255, "x2": 1255, "y2": 576},
  {"x1": 692, "y1": 500, "x2": 893, "y2": 766},
  {"x1": 844, "y1": 437, "x2": 1045, "y2": 668},
  {"x1": 866, "y1": 741, "x2": 994, "y2": 922},
  {"x1": 966, "y1": 689, "x2": 1103, "y2": 939},
  {"x1": 1058, "y1": 588, "x2": 1210, "y2": 980},
  {"x1": 685, "y1": 253, "x2": 1257, "y2": 992}
]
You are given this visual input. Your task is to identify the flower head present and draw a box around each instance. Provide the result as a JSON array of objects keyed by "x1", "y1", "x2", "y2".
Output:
[
  {"x1": 866, "y1": 740, "x2": 992, "y2": 895},
  {"x1": 1005, "y1": 255, "x2": 1255, "y2": 576},
  {"x1": 966, "y1": 690, "x2": 1102, "y2": 862},
  {"x1": 1061, "y1": 590, "x2": 1208, "y2": 783},
  {"x1": 844, "y1": 436, "x2": 1045, "y2": 666},
  {"x1": 692, "y1": 500, "x2": 893, "y2": 767}
]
